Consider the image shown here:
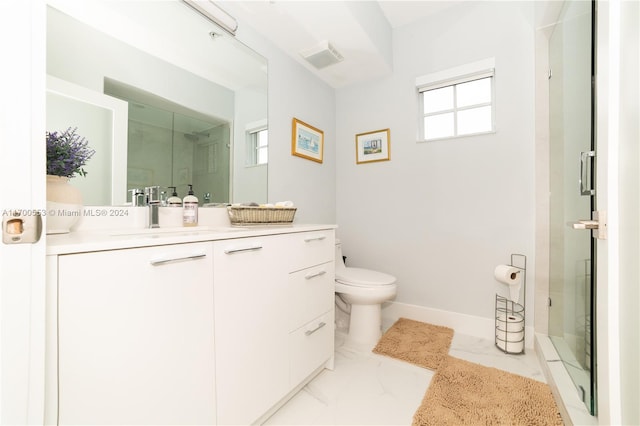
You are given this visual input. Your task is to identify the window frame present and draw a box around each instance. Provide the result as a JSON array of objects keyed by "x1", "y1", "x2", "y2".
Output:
[
  {"x1": 246, "y1": 123, "x2": 268, "y2": 167},
  {"x1": 416, "y1": 58, "x2": 496, "y2": 142}
]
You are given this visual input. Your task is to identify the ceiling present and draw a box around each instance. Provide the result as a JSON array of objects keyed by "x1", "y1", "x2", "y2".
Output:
[
  {"x1": 219, "y1": 1, "x2": 466, "y2": 89},
  {"x1": 377, "y1": 0, "x2": 466, "y2": 27}
]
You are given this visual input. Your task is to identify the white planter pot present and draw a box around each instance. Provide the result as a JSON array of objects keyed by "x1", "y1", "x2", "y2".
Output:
[{"x1": 46, "y1": 175, "x2": 83, "y2": 234}]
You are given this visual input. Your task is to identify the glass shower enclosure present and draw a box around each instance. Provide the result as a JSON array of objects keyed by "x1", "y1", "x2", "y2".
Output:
[{"x1": 547, "y1": 0, "x2": 596, "y2": 415}]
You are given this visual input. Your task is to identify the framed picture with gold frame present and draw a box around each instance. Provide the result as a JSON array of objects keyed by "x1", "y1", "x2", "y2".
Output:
[
  {"x1": 356, "y1": 128, "x2": 390, "y2": 164},
  {"x1": 291, "y1": 118, "x2": 324, "y2": 163}
]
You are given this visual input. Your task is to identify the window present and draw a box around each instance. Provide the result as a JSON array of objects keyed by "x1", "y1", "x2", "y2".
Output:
[
  {"x1": 417, "y1": 59, "x2": 495, "y2": 141},
  {"x1": 247, "y1": 127, "x2": 268, "y2": 166}
]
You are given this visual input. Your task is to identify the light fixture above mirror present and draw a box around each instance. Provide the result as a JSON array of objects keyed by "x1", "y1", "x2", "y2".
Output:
[{"x1": 182, "y1": 0, "x2": 238, "y2": 36}]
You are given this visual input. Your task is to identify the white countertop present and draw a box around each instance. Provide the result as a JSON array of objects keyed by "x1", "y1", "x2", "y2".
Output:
[{"x1": 46, "y1": 224, "x2": 337, "y2": 255}]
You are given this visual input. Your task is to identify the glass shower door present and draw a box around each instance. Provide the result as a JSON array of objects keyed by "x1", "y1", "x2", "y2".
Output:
[{"x1": 548, "y1": 0, "x2": 596, "y2": 415}]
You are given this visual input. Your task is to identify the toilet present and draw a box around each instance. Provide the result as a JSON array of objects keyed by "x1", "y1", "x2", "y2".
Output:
[{"x1": 334, "y1": 239, "x2": 397, "y2": 347}]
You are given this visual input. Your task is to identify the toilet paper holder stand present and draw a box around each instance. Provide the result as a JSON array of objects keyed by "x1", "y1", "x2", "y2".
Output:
[{"x1": 495, "y1": 254, "x2": 526, "y2": 355}]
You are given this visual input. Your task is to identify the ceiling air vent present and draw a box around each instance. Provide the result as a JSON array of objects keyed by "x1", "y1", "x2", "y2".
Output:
[{"x1": 300, "y1": 40, "x2": 344, "y2": 69}]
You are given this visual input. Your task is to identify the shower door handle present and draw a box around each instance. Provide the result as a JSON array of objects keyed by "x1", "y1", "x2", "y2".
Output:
[
  {"x1": 570, "y1": 211, "x2": 607, "y2": 240},
  {"x1": 572, "y1": 220, "x2": 598, "y2": 229},
  {"x1": 579, "y1": 151, "x2": 596, "y2": 196}
]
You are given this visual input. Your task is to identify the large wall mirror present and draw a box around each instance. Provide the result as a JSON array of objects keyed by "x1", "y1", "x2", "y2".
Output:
[{"x1": 46, "y1": 0, "x2": 268, "y2": 206}]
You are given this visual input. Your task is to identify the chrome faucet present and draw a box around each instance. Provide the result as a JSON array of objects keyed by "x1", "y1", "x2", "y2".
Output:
[
  {"x1": 129, "y1": 188, "x2": 145, "y2": 207},
  {"x1": 203, "y1": 192, "x2": 211, "y2": 205},
  {"x1": 144, "y1": 186, "x2": 161, "y2": 228}
]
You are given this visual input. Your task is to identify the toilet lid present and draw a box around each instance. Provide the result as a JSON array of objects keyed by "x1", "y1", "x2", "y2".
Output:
[{"x1": 336, "y1": 267, "x2": 396, "y2": 287}]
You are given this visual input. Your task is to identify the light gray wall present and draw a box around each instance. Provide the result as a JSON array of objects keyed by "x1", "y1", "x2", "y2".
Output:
[
  {"x1": 335, "y1": 2, "x2": 537, "y2": 323},
  {"x1": 234, "y1": 21, "x2": 337, "y2": 224}
]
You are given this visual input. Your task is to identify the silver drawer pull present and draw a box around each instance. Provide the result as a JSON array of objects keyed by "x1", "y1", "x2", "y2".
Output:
[
  {"x1": 150, "y1": 253, "x2": 206, "y2": 266},
  {"x1": 304, "y1": 235, "x2": 326, "y2": 243},
  {"x1": 305, "y1": 322, "x2": 327, "y2": 336},
  {"x1": 224, "y1": 246, "x2": 263, "y2": 254},
  {"x1": 305, "y1": 270, "x2": 327, "y2": 280}
]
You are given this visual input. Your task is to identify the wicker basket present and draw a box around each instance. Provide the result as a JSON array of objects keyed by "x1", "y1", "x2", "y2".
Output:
[{"x1": 227, "y1": 206, "x2": 297, "y2": 225}]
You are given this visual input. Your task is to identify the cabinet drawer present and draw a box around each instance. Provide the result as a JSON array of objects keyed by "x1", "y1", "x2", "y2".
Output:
[
  {"x1": 288, "y1": 261, "x2": 334, "y2": 329},
  {"x1": 289, "y1": 310, "x2": 334, "y2": 386},
  {"x1": 285, "y1": 230, "x2": 334, "y2": 272}
]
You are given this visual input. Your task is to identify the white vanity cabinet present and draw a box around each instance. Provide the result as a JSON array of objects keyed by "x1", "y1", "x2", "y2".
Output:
[
  {"x1": 47, "y1": 225, "x2": 336, "y2": 425},
  {"x1": 55, "y1": 242, "x2": 215, "y2": 425},
  {"x1": 213, "y1": 230, "x2": 334, "y2": 425}
]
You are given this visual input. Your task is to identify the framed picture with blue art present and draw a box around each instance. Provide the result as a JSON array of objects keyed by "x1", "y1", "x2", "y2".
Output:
[
  {"x1": 292, "y1": 118, "x2": 324, "y2": 163},
  {"x1": 356, "y1": 128, "x2": 390, "y2": 164}
]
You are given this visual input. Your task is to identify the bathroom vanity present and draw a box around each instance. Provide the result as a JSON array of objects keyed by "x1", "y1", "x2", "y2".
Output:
[{"x1": 45, "y1": 224, "x2": 336, "y2": 425}]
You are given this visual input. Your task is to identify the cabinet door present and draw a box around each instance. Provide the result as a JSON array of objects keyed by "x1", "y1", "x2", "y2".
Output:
[
  {"x1": 213, "y1": 236, "x2": 290, "y2": 425},
  {"x1": 57, "y1": 243, "x2": 215, "y2": 425}
]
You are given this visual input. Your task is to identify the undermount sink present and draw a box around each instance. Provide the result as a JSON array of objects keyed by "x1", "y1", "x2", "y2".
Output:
[{"x1": 109, "y1": 226, "x2": 245, "y2": 237}]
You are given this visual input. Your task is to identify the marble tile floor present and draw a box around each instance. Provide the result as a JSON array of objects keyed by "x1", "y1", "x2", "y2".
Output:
[{"x1": 264, "y1": 329, "x2": 546, "y2": 425}]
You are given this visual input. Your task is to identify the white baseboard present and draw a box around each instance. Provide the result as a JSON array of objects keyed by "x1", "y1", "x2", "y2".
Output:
[{"x1": 381, "y1": 301, "x2": 535, "y2": 349}]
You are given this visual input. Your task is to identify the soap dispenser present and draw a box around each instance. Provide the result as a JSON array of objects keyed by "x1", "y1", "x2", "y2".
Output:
[
  {"x1": 183, "y1": 184, "x2": 198, "y2": 227},
  {"x1": 167, "y1": 186, "x2": 182, "y2": 207}
]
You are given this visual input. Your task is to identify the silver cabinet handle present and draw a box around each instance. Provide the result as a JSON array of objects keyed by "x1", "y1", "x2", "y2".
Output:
[
  {"x1": 149, "y1": 253, "x2": 206, "y2": 266},
  {"x1": 305, "y1": 270, "x2": 327, "y2": 280},
  {"x1": 304, "y1": 235, "x2": 326, "y2": 242},
  {"x1": 579, "y1": 151, "x2": 596, "y2": 196},
  {"x1": 224, "y1": 245, "x2": 263, "y2": 254},
  {"x1": 305, "y1": 322, "x2": 327, "y2": 336}
]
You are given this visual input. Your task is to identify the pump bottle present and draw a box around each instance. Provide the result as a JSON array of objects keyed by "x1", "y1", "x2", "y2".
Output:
[
  {"x1": 183, "y1": 184, "x2": 198, "y2": 227},
  {"x1": 167, "y1": 186, "x2": 182, "y2": 207}
]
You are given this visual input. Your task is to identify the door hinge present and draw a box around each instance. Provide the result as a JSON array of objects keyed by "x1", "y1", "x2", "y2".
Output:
[{"x1": 548, "y1": 68, "x2": 553, "y2": 79}]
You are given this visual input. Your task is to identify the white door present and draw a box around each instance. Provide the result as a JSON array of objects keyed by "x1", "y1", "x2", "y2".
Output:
[{"x1": 0, "y1": 1, "x2": 47, "y2": 423}]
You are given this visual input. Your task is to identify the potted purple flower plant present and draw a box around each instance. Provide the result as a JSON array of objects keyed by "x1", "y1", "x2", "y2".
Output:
[
  {"x1": 45, "y1": 127, "x2": 95, "y2": 234},
  {"x1": 46, "y1": 127, "x2": 95, "y2": 178}
]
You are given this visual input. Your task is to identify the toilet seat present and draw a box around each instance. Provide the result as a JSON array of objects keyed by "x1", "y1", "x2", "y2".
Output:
[{"x1": 336, "y1": 267, "x2": 396, "y2": 287}]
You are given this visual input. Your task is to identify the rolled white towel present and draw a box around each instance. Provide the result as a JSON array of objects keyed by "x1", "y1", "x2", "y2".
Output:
[{"x1": 275, "y1": 201, "x2": 294, "y2": 208}]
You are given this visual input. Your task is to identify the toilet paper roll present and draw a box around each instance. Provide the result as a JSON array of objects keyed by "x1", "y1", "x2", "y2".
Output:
[
  {"x1": 494, "y1": 265, "x2": 522, "y2": 304},
  {"x1": 496, "y1": 329, "x2": 524, "y2": 343},
  {"x1": 496, "y1": 312, "x2": 524, "y2": 353},
  {"x1": 496, "y1": 334, "x2": 524, "y2": 353},
  {"x1": 494, "y1": 265, "x2": 522, "y2": 285},
  {"x1": 496, "y1": 313, "x2": 524, "y2": 333}
]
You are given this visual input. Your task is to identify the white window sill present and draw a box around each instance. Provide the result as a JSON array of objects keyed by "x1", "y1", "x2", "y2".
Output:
[{"x1": 417, "y1": 129, "x2": 496, "y2": 143}]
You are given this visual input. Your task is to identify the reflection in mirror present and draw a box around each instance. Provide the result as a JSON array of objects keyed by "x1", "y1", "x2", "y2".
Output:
[
  {"x1": 46, "y1": 75, "x2": 128, "y2": 206},
  {"x1": 104, "y1": 80, "x2": 230, "y2": 204},
  {"x1": 46, "y1": 1, "x2": 268, "y2": 206}
]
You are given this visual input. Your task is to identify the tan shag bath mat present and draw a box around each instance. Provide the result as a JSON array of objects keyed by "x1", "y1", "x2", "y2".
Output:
[
  {"x1": 413, "y1": 356, "x2": 564, "y2": 426},
  {"x1": 372, "y1": 318, "x2": 454, "y2": 370}
]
